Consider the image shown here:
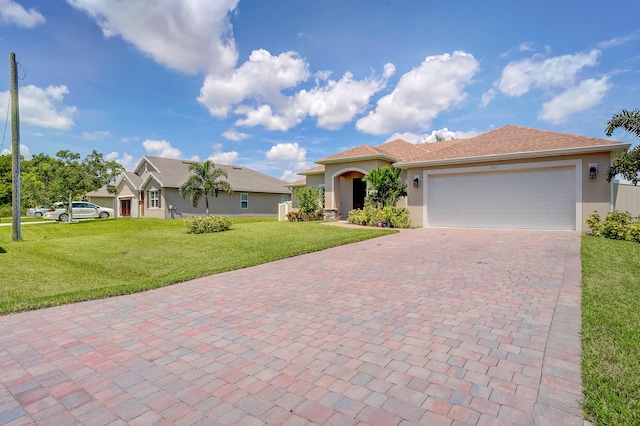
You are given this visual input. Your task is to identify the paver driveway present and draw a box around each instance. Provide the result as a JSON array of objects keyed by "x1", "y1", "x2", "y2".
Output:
[{"x1": 0, "y1": 228, "x2": 583, "y2": 425}]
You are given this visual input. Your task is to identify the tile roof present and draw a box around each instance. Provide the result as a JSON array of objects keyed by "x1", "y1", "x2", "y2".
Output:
[
  {"x1": 375, "y1": 139, "x2": 433, "y2": 161},
  {"x1": 317, "y1": 144, "x2": 395, "y2": 164},
  {"x1": 286, "y1": 178, "x2": 307, "y2": 186},
  {"x1": 298, "y1": 165, "x2": 325, "y2": 175},
  {"x1": 135, "y1": 157, "x2": 291, "y2": 194},
  {"x1": 397, "y1": 125, "x2": 629, "y2": 165}
]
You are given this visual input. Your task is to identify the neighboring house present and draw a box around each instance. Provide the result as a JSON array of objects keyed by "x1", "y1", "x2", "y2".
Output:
[
  {"x1": 114, "y1": 156, "x2": 291, "y2": 219},
  {"x1": 295, "y1": 125, "x2": 632, "y2": 232},
  {"x1": 86, "y1": 186, "x2": 116, "y2": 213}
]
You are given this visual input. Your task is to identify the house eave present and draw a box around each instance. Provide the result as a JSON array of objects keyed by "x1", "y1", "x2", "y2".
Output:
[
  {"x1": 317, "y1": 154, "x2": 396, "y2": 165},
  {"x1": 394, "y1": 144, "x2": 632, "y2": 168},
  {"x1": 298, "y1": 169, "x2": 324, "y2": 176},
  {"x1": 161, "y1": 184, "x2": 290, "y2": 194}
]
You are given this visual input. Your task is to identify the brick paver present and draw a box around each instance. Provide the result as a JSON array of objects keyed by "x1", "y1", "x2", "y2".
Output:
[{"x1": 0, "y1": 227, "x2": 583, "y2": 425}]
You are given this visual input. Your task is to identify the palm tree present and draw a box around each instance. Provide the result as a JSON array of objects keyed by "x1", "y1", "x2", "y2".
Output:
[
  {"x1": 362, "y1": 165, "x2": 407, "y2": 208},
  {"x1": 605, "y1": 108, "x2": 640, "y2": 138},
  {"x1": 179, "y1": 160, "x2": 233, "y2": 215},
  {"x1": 605, "y1": 109, "x2": 640, "y2": 185}
]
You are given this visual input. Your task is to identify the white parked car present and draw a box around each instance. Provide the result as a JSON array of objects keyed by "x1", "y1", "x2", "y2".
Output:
[
  {"x1": 26, "y1": 206, "x2": 51, "y2": 218},
  {"x1": 44, "y1": 202, "x2": 113, "y2": 221}
]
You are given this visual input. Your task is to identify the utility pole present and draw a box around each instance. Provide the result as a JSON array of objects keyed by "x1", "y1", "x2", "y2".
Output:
[{"x1": 10, "y1": 52, "x2": 21, "y2": 241}]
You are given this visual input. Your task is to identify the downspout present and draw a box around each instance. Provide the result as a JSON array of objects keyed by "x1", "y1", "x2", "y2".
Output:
[{"x1": 609, "y1": 154, "x2": 615, "y2": 212}]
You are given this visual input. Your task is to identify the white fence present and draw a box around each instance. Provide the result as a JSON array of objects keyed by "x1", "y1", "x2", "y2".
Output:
[
  {"x1": 278, "y1": 201, "x2": 292, "y2": 221},
  {"x1": 613, "y1": 181, "x2": 640, "y2": 216}
]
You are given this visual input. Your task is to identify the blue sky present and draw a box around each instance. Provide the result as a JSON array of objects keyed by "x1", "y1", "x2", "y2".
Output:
[{"x1": 1, "y1": 0, "x2": 639, "y2": 181}]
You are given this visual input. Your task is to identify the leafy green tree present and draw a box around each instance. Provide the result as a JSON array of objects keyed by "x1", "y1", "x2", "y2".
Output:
[
  {"x1": 362, "y1": 165, "x2": 407, "y2": 208},
  {"x1": 293, "y1": 186, "x2": 322, "y2": 214},
  {"x1": 0, "y1": 155, "x2": 12, "y2": 207},
  {"x1": 605, "y1": 109, "x2": 640, "y2": 185},
  {"x1": 21, "y1": 153, "x2": 61, "y2": 208},
  {"x1": 50, "y1": 150, "x2": 124, "y2": 221},
  {"x1": 179, "y1": 160, "x2": 233, "y2": 216}
]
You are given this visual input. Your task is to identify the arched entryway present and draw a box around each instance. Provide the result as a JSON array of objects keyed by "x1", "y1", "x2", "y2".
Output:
[{"x1": 331, "y1": 170, "x2": 367, "y2": 220}]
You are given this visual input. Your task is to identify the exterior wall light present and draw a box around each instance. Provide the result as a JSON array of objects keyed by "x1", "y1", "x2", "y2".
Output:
[
  {"x1": 588, "y1": 163, "x2": 597, "y2": 179},
  {"x1": 413, "y1": 175, "x2": 420, "y2": 187}
]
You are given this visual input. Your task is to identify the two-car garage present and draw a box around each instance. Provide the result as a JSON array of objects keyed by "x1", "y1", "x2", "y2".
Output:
[{"x1": 425, "y1": 163, "x2": 579, "y2": 231}]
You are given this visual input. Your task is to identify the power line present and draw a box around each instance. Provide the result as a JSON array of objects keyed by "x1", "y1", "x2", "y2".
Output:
[{"x1": 0, "y1": 93, "x2": 10, "y2": 152}]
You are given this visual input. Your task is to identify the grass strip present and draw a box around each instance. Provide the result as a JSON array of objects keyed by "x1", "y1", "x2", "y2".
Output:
[
  {"x1": 0, "y1": 217, "x2": 393, "y2": 315},
  {"x1": 581, "y1": 236, "x2": 640, "y2": 425}
]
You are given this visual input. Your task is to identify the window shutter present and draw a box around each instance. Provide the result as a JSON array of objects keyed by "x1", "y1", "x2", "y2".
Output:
[
  {"x1": 158, "y1": 190, "x2": 161, "y2": 208},
  {"x1": 146, "y1": 191, "x2": 149, "y2": 208}
]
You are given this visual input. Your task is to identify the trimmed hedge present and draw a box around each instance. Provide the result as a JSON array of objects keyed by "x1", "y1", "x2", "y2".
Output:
[
  {"x1": 286, "y1": 211, "x2": 324, "y2": 222},
  {"x1": 184, "y1": 215, "x2": 232, "y2": 234},
  {"x1": 347, "y1": 205, "x2": 410, "y2": 228}
]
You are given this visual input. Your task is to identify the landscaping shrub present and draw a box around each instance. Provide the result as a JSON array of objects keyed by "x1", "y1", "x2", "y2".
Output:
[
  {"x1": 286, "y1": 210, "x2": 324, "y2": 222},
  {"x1": 347, "y1": 206, "x2": 410, "y2": 228},
  {"x1": 585, "y1": 212, "x2": 604, "y2": 237},
  {"x1": 293, "y1": 186, "x2": 322, "y2": 214},
  {"x1": 585, "y1": 210, "x2": 640, "y2": 242},
  {"x1": 184, "y1": 215, "x2": 232, "y2": 234}
]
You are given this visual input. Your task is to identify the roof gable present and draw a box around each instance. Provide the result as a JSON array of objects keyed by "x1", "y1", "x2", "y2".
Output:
[
  {"x1": 317, "y1": 144, "x2": 396, "y2": 164},
  {"x1": 130, "y1": 156, "x2": 290, "y2": 194}
]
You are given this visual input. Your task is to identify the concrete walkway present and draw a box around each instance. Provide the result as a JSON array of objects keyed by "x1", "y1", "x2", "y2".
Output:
[{"x1": 0, "y1": 228, "x2": 583, "y2": 425}]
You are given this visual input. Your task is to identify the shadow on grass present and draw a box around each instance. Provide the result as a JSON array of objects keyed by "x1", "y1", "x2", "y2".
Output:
[{"x1": 0, "y1": 246, "x2": 6, "y2": 254}]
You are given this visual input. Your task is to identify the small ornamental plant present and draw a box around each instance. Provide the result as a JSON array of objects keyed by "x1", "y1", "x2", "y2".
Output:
[
  {"x1": 585, "y1": 210, "x2": 640, "y2": 243},
  {"x1": 184, "y1": 215, "x2": 232, "y2": 234}
]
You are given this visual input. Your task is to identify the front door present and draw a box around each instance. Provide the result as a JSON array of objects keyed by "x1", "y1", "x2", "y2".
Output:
[
  {"x1": 121, "y1": 199, "x2": 131, "y2": 217},
  {"x1": 353, "y1": 178, "x2": 366, "y2": 210}
]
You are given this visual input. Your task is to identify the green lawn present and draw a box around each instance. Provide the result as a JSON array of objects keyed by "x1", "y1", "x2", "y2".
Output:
[
  {"x1": 581, "y1": 236, "x2": 640, "y2": 425},
  {"x1": 0, "y1": 217, "x2": 393, "y2": 315}
]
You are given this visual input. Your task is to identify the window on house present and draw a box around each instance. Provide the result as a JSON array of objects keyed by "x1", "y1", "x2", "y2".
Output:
[
  {"x1": 281, "y1": 195, "x2": 289, "y2": 203},
  {"x1": 241, "y1": 193, "x2": 248, "y2": 209},
  {"x1": 150, "y1": 190, "x2": 159, "y2": 208}
]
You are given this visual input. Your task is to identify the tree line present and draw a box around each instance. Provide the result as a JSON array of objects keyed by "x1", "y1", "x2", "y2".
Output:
[{"x1": 0, "y1": 150, "x2": 124, "y2": 216}]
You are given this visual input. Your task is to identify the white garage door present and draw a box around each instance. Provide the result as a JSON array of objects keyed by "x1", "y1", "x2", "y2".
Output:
[{"x1": 427, "y1": 167, "x2": 576, "y2": 230}]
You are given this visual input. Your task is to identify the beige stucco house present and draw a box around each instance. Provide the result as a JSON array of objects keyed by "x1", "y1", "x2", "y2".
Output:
[
  {"x1": 295, "y1": 125, "x2": 634, "y2": 232},
  {"x1": 108, "y1": 156, "x2": 291, "y2": 219}
]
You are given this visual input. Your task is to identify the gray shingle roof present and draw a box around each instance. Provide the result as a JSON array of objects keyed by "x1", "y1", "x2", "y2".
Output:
[{"x1": 136, "y1": 157, "x2": 291, "y2": 194}]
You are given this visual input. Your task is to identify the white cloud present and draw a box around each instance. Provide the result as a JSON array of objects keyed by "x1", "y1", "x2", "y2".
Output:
[
  {"x1": 356, "y1": 51, "x2": 479, "y2": 135},
  {"x1": 0, "y1": 85, "x2": 77, "y2": 130},
  {"x1": 597, "y1": 33, "x2": 640, "y2": 49},
  {"x1": 519, "y1": 42, "x2": 535, "y2": 52},
  {"x1": 82, "y1": 130, "x2": 112, "y2": 140},
  {"x1": 387, "y1": 128, "x2": 479, "y2": 144},
  {"x1": 0, "y1": 0, "x2": 45, "y2": 28},
  {"x1": 106, "y1": 151, "x2": 137, "y2": 171},
  {"x1": 3, "y1": 144, "x2": 32, "y2": 159},
  {"x1": 279, "y1": 170, "x2": 302, "y2": 182},
  {"x1": 295, "y1": 64, "x2": 395, "y2": 130},
  {"x1": 142, "y1": 139, "x2": 183, "y2": 159},
  {"x1": 266, "y1": 142, "x2": 306, "y2": 162},
  {"x1": 497, "y1": 50, "x2": 600, "y2": 96},
  {"x1": 198, "y1": 49, "x2": 310, "y2": 118},
  {"x1": 199, "y1": 48, "x2": 392, "y2": 131},
  {"x1": 481, "y1": 88, "x2": 497, "y2": 106},
  {"x1": 66, "y1": 0, "x2": 239, "y2": 75},
  {"x1": 234, "y1": 104, "x2": 298, "y2": 131},
  {"x1": 207, "y1": 143, "x2": 238, "y2": 164},
  {"x1": 208, "y1": 151, "x2": 238, "y2": 165},
  {"x1": 539, "y1": 77, "x2": 610, "y2": 124},
  {"x1": 221, "y1": 128, "x2": 249, "y2": 141},
  {"x1": 265, "y1": 143, "x2": 309, "y2": 180}
]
